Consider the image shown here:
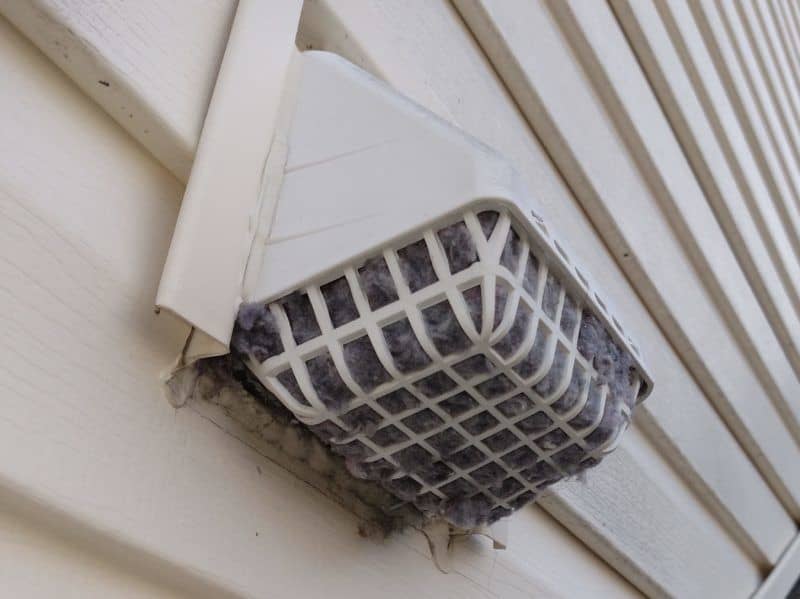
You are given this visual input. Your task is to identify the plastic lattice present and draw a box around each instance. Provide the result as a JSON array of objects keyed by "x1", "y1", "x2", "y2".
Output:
[{"x1": 232, "y1": 207, "x2": 647, "y2": 528}]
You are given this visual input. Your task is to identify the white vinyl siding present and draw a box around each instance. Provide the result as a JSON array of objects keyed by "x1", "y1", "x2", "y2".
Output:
[{"x1": 0, "y1": 1, "x2": 798, "y2": 597}]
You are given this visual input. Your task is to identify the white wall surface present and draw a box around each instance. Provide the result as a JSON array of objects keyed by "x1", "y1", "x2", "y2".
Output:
[
  {"x1": 0, "y1": 505, "x2": 186, "y2": 599},
  {"x1": 0, "y1": 1, "x2": 798, "y2": 597}
]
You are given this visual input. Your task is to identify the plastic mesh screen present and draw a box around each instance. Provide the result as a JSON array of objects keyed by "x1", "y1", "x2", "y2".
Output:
[{"x1": 233, "y1": 208, "x2": 647, "y2": 528}]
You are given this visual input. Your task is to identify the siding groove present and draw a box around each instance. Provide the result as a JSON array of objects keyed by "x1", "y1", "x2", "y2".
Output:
[{"x1": 609, "y1": 0, "x2": 800, "y2": 442}]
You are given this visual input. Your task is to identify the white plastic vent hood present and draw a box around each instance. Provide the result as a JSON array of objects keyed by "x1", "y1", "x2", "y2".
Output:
[{"x1": 156, "y1": 0, "x2": 652, "y2": 528}]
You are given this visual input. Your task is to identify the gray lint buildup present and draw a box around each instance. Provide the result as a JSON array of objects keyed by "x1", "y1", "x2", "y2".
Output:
[
  {"x1": 179, "y1": 354, "x2": 421, "y2": 533},
  {"x1": 231, "y1": 208, "x2": 647, "y2": 529}
]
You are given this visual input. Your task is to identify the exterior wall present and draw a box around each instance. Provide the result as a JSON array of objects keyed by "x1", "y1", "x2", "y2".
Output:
[
  {"x1": 0, "y1": 507, "x2": 184, "y2": 599},
  {"x1": 0, "y1": 1, "x2": 798, "y2": 597}
]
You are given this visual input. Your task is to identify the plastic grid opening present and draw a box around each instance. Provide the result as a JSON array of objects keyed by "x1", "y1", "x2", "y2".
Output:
[{"x1": 233, "y1": 208, "x2": 644, "y2": 528}]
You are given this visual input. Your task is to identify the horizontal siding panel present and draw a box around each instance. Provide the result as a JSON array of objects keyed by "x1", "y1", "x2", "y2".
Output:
[
  {"x1": 0, "y1": 0, "x2": 237, "y2": 182},
  {"x1": 777, "y1": 0, "x2": 800, "y2": 85},
  {"x1": 679, "y1": 0, "x2": 800, "y2": 290},
  {"x1": 737, "y1": 0, "x2": 800, "y2": 182},
  {"x1": 454, "y1": 0, "x2": 797, "y2": 565},
  {"x1": 609, "y1": 0, "x2": 800, "y2": 444},
  {"x1": 0, "y1": 506, "x2": 199, "y2": 599},
  {"x1": 0, "y1": 10, "x2": 641, "y2": 599},
  {"x1": 3, "y1": 0, "x2": 800, "y2": 597},
  {"x1": 696, "y1": 0, "x2": 800, "y2": 256},
  {"x1": 543, "y1": 0, "x2": 800, "y2": 514},
  {"x1": 754, "y1": 0, "x2": 800, "y2": 144}
]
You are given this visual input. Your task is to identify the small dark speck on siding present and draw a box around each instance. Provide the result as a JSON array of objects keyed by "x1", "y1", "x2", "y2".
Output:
[{"x1": 98, "y1": 80, "x2": 110, "y2": 87}]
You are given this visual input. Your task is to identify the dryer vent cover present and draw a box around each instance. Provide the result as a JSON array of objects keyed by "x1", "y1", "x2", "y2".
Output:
[
  {"x1": 159, "y1": 47, "x2": 653, "y2": 529},
  {"x1": 232, "y1": 203, "x2": 651, "y2": 528}
]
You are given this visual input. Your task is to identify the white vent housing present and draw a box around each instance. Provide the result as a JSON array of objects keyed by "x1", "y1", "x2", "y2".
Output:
[{"x1": 157, "y1": 17, "x2": 653, "y2": 529}]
